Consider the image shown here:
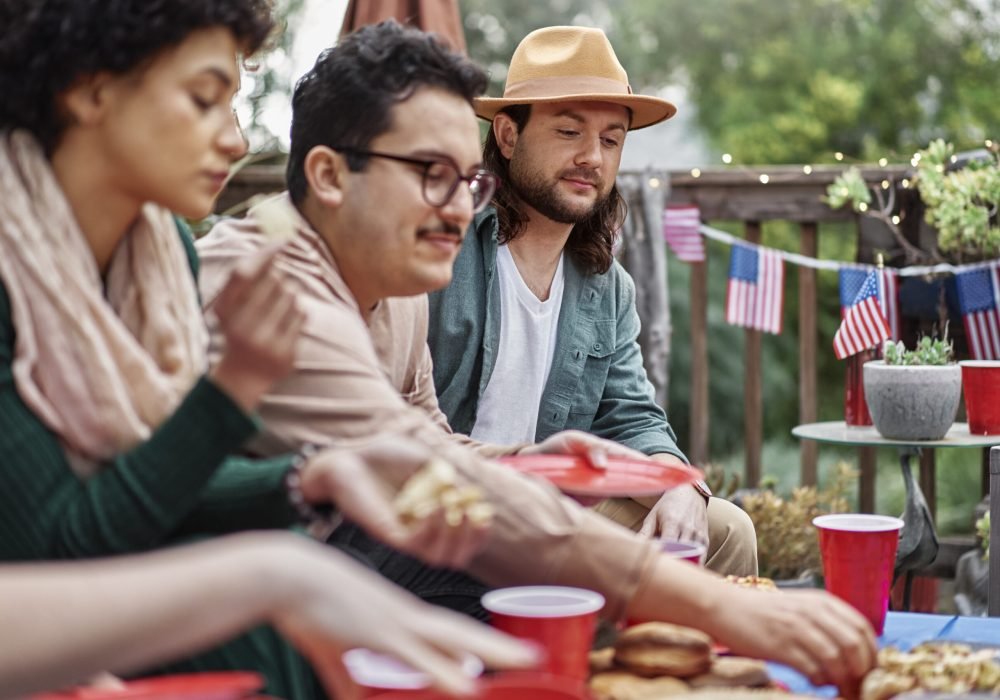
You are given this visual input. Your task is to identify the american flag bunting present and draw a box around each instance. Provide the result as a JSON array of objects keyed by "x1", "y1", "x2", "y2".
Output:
[
  {"x1": 833, "y1": 268, "x2": 891, "y2": 360},
  {"x1": 662, "y1": 205, "x2": 705, "y2": 262},
  {"x1": 725, "y1": 244, "x2": 784, "y2": 334},
  {"x1": 839, "y1": 267, "x2": 900, "y2": 340},
  {"x1": 955, "y1": 262, "x2": 1000, "y2": 360}
]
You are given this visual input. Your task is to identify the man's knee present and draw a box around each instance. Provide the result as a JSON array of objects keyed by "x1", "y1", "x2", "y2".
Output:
[{"x1": 705, "y1": 497, "x2": 758, "y2": 577}]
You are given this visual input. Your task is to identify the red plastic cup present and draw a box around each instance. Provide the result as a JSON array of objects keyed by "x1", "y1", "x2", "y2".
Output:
[
  {"x1": 813, "y1": 514, "x2": 904, "y2": 635},
  {"x1": 659, "y1": 537, "x2": 707, "y2": 565},
  {"x1": 960, "y1": 361, "x2": 1000, "y2": 435},
  {"x1": 623, "y1": 538, "x2": 705, "y2": 628},
  {"x1": 343, "y1": 648, "x2": 483, "y2": 697},
  {"x1": 367, "y1": 673, "x2": 589, "y2": 700},
  {"x1": 481, "y1": 586, "x2": 604, "y2": 681}
]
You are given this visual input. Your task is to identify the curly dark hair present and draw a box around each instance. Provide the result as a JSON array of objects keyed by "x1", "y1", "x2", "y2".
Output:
[
  {"x1": 483, "y1": 105, "x2": 626, "y2": 276},
  {"x1": 287, "y1": 20, "x2": 488, "y2": 205},
  {"x1": 0, "y1": 0, "x2": 275, "y2": 153}
]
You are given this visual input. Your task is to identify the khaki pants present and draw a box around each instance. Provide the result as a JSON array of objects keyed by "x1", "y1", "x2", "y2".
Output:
[{"x1": 592, "y1": 496, "x2": 758, "y2": 577}]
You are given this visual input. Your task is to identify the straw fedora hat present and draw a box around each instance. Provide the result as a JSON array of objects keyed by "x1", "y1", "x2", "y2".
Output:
[{"x1": 474, "y1": 26, "x2": 676, "y2": 130}]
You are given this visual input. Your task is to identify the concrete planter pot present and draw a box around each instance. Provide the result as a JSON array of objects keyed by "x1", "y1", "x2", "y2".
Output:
[{"x1": 863, "y1": 361, "x2": 962, "y2": 440}]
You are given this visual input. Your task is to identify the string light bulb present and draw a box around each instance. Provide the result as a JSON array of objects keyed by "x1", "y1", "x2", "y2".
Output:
[
  {"x1": 834, "y1": 152, "x2": 844, "y2": 161},
  {"x1": 759, "y1": 174, "x2": 770, "y2": 184},
  {"x1": 648, "y1": 177, "x2": 661, "y2": 189},
  {"x1": 858, "y1": 202, "x2": 869, "y2": 212},
  {"x1": 881, "y1": 180, "x2": 891, "y2": 190},
  {"x1": 878, "y1": 158, "x2": 888, "y2": 167},
  {"x1": 690, "y1": 168, "x2": 702, "y2": 178},
  {"x1": 802, "y1": 165, "x2": 813, "y2": 174},
  {"x1": 891, "y1": 215, "x2": 900, "y2": 225},
  {"x1": 901, "y1": 178, "x2": 911, "y2": 188},
  {"x1": 722, "y1": 153, "x2": 733, "y2": 164}
]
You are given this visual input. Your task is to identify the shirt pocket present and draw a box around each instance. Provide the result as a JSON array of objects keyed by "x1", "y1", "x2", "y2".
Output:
[{"x1": 565, "y1": 319, "x2": 616, "y2": 427}]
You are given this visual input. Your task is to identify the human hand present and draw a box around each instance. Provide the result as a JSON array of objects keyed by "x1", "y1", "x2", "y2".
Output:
[
  {"x1": 706, "y1": 586, "x2": 876, "y2": 695},
  {"x1": 299, "y1": 439, "x2": 492, "y2": 569},
  {"x1": 521, "y1": 430, "x2": 647, "y2": 468},
  {"x1": 208, "y1": 244, "x2": 305, "y2": 412},
  {"x1": 637, "y1": 486, "x2": 709, "y2": 544},
  {"x1": 269, "y1": 538, "x2": 541, "y2": 699}
]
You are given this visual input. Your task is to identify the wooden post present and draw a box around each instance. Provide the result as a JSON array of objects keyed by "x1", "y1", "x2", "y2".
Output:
[
  {"x1": 744, "y1": 221, "x2": 763, "y2": 487},
  {"x1": 689, "y1": 260, "x2": 709, "y2": 465},
  {"x1": 799, "y1": 222, "x2": 818, "y2": 486},
  {"x1": 989, "y1": 447, "x2": 1000, "y2": 616},
  {"x1": 860, "y1": 447, "x2": 877, "y2": 513}
]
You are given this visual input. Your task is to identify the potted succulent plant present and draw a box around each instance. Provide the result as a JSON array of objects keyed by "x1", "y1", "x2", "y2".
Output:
[{"x1": 863, "y1": 335, "x2": 961, "y2": 440}]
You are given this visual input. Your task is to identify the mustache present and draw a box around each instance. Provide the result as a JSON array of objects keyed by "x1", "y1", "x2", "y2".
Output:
[
  {"x1": 416, "y1": 222, "x2": 463, "y2": 237},
  {"x1": 559, "y1": 168, "x2": 601, "y2": 186}
]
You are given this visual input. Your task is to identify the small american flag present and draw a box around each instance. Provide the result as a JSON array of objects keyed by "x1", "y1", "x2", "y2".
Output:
[
  {"x1": 839, "y1": 267, "x2": 900, "y2": 340},
  {"x1": 955, "y1": 263, "x2": 1000, "y2": 360},
  {"x1": 833, "y1": 268, "x2": 891, "y2": 359},
  {"x1": 725, "y1": 244, "x2": 784, "y2": 334},
  {"x1": 663, "y1": 205, "x2": 705, "y2": 262}
]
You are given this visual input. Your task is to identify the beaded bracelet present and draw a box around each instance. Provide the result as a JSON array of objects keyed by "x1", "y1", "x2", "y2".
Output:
[{"x1": 284, "y1": 444, "x2": 341, "y2": 533}]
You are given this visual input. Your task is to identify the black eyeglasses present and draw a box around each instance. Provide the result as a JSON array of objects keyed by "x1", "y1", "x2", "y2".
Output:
[{"x1": 333, "y1": 146, "x2": 499, "y2": 213}]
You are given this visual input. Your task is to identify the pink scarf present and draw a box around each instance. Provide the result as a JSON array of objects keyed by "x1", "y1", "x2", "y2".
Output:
[{"x1": 0, "y1": 131, "x2": 208, "y2": 476}]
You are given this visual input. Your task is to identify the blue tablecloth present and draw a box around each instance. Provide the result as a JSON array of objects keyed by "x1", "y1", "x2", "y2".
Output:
[{"x1": 766, "y1": 612, "x2": 1000, "y2": 696}]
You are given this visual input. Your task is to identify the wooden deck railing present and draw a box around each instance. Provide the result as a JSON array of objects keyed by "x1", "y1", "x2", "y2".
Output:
[
  {"x1": 216, "y1": 163, "x2": 912, "y2": 493},
  {"x1": 665, "y1": 165, "x2": 908, "y2": 493}
]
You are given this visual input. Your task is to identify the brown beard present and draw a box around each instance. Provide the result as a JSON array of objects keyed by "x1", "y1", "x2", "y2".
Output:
[{"x1": 507, "y1": 159, "x2": 610, "y2": 224}]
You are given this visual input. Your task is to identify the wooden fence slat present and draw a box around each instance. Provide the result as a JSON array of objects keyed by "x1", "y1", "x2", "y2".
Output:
[
  {"x1": 689, "y1": 261, "x2": 709, "y2": 465},
  {"x1": 798, "y1": 222, "x2": 819, "y2": 486},
  {"x1": 744, "y1": 221, "x2": 763, "y2": 487}
]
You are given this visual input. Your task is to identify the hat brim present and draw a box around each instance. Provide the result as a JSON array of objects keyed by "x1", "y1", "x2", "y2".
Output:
[{"x1": 474, "y1": 93, "x2": 676, "y2": 131}]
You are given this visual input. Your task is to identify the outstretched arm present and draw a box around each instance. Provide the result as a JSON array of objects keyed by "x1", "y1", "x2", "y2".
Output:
[{"x1": 0, "y1": 532, "x2": 539, "y2": 700}]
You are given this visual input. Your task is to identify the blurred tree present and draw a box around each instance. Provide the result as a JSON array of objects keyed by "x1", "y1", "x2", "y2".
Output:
[
  {"x1": 609, "y1": 0, "x2": 1000, "y2": 163},
  {"x1": 461, "y1": 0, "x2": 609, "y2": 95},
  {"x1": 240, "y1": 0, "x2": 307, "y2": 153}
]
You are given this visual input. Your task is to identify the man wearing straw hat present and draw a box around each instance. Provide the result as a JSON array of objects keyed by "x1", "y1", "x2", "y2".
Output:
[{"x1": 427, "y1": 26, "x2": 757, "y2": 576}]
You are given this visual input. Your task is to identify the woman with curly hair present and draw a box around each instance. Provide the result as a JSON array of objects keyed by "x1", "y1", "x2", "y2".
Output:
[{"x1": 0, "y1": 1, "x2": 532, "y2": 696}]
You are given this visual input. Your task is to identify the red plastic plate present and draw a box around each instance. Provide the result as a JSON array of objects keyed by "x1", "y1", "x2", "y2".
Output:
[
  {"x1": 497, "y1": 454, "x2": 702, "y2": 497},
  {"x1": 32, "y1": 672, "x2": 264, "y2": 700}
]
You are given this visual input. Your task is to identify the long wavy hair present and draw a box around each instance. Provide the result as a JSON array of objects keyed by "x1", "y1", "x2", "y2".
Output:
[{"x1": 482, "y1": 105, "x2": 627, "y2": 275}]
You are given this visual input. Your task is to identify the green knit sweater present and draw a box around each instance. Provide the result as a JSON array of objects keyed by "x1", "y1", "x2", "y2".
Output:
[
  {"x1": 0, "y1": 221, "x2": 297, "y2": 559},
  {"x1": 0, "y1": 221, "x2": 325, "y2": 697}
]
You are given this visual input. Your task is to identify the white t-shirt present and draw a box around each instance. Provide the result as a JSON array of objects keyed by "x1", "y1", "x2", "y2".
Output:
[{"x1": 470, "y1": 244, "x2": 566, "y2": 445}]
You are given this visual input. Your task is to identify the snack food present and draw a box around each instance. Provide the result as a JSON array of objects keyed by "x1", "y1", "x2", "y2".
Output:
[
  {"x1": 861, "y1": 643, "x2": 1000, "y2": 700},
  {"x1": 723, "y1": 575, "x2": 778, "y2": 591},
  {"x1": 393, "y1": 459, "x2": 494, "y2": 527},
  {"x1": 688, "y1": 657, "x2": 770, "y2": 688},
  {"x1": 590, "y1": 670, "x2": 689, "y2": 700},
  {"x1": 252, "y1": 195, "x2": 299, "y2": 241},
  {"x1": 614, "y1": 622, "x2": 714, "y2": 678},
  {"x1": 589, "y1": 647, "x2": 618, "y2": 675}
]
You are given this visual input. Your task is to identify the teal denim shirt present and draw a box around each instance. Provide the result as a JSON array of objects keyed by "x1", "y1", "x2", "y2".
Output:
[{"x1": 427, "y1": 209, "x2": 686, "y2": 461}]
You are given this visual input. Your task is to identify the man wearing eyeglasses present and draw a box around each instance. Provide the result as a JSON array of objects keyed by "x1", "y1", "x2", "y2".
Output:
[
  {"x1": 426, "y1": 26, "x2": 757, "y2": 576},
  {"x1": 196, "y1": 20, "x2": 658, "y2": 617},
  {"x1": 191, "y1": 23, "x2": 877, "y2": 691}
]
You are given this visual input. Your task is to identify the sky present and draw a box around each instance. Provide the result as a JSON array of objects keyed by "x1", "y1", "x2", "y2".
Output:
[{"x1": 246, "y1": 0, "x2": 349, "y2": 149}]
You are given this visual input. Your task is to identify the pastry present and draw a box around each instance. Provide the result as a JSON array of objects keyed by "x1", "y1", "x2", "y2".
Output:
[
  {"x1": 590, "y1": 670, "x2": 689, "y2": 700},
  {"x1": 615, "y1": 622, "x2": 713, "y2": 678},
  {"x1": 688, "y1": 656, "x2": 770, "y2": 688},
  {"x1": 589, "y1": 646, "x2": 618, "y2": 674}
]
